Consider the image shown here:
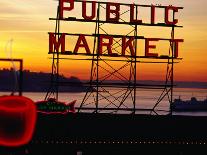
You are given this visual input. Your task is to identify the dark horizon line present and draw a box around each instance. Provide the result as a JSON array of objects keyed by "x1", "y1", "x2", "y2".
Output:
[{"x1": 0, "y1": 68, "x2": 207, "y2": 83}]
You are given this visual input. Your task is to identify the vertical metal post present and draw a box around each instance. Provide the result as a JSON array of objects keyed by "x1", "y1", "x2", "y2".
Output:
[
  {"x1": 95, "y1": 3, "x2": 100, "y2": 113},
  {"x1": 19, "y1": 60, "x2": 23, "y2": 96},
  {"x1": 133, "y1": 5, "x2": 138, "y2": 114},
  {"x1": 56, "y1": 6, "x2": 61, "y2": 101},
  {"x1": 170, "y1": 12, "x2": 175, "y2": 115}
]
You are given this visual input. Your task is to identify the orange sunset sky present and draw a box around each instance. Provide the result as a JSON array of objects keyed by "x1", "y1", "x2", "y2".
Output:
[{"x1": 0, "y1": 0, "x2": 207, "y2": 82}]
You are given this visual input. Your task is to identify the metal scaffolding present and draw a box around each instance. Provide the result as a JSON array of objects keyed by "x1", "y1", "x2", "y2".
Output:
[{"x1": 47, "y1": 0, "x2": 183, "y2": 115}]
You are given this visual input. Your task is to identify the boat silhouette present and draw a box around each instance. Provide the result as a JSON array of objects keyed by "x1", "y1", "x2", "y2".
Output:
[{"x1": 171, "y1": 96, "x2": 207, "y2": 111}]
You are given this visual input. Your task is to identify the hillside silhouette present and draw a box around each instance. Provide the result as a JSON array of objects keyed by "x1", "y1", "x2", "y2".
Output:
[
  {"x1": 0, "y1": 69, "x2": 86, "y2": 92},
  {"x1": 0, "y1": 69, "x2": 206, "y2": 93}
]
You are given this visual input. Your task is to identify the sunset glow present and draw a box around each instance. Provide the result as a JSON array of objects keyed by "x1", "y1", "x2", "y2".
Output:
[{"x1": 0, "y1": 0, "x2": 207, "y2": 82}]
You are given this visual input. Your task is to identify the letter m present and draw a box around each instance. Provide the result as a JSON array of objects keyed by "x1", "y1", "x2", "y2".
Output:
[{"x1": 49, "y1": 33, "x2": 66, "y2": 53}]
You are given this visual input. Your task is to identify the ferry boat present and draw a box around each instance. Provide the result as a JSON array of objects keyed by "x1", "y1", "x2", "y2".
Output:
[
  {"x1": 35, "y1": 98, "x2": 76, "y2": 114},
  {"x1": 171, "y1": 97, "x2": 207, "y2": 111}
]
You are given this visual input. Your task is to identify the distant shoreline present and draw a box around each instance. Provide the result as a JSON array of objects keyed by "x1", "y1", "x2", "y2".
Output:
[
  {"x1": 0, "y1": 87, "x2": 206, "y2": 94},
  {"x1": 0, "y1": 70, "x2": 206, "y2": 92}
]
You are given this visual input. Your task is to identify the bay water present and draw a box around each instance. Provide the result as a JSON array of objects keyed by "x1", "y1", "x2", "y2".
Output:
[{"x1": 1, "y1": 88, "x2": 207, "y2": 116}]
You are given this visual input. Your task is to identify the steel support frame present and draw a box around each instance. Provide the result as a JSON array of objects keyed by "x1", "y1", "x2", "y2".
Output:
[{"x1": 48, "y1": 0, "x2": 182, "y2": 115}]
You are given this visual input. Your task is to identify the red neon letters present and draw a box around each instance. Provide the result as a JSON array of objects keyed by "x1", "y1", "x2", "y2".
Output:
[
  {"x1": 82, "y1": 1, "x2": 96, "y2": 20},
  {"x1": 74, "y1": 34, "x2": 91, "y2": 54},
  {"x1": 165, "y1": 6, "x2": 179, "y2": 25},
  {"x1": 130, "y1": 4, "x2": 142, "y2": 24},
  {"x1": 0, "y1": 96, "x2": 36, "y2": 147},
  {"x1": 51, "y1": 1, "x2": 184, "y2": 57},
  {"x1": 59, "y1": 0, "x2": 181, "y2": 25},
  {"x1": 145, "y1": 38, "x2": 159, "y2": 57},
  {"x1": 49, "y1": 33, "x2": 65, "y2": 53},
  {"x1": 49, "y1": 34, "x2": 184, "y2": 58},
  {"x1": 151, "y1": 5, "x2": 156, "y2": 24},
  {"x1": 99, "y1": 35, "x2": 114, "y2": 55},
  {"x1": 60, "y1": 0, "x2": 74, "y2": 19},
  {"x1": 171, "y1": 39, "x2": 184, "y2": 58},
  {"x1": 122, "y1": 37, "x2": 135, "y2": 57},
  {"x1": 106, "y1": 3, "x2": 120, "y2": 22}
]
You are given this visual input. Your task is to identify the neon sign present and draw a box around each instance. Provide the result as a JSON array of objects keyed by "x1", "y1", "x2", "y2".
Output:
[
  {"x1": 0, "y1": 96, "x2": 36, "y2": 147},
  {"x1": 49, "y1": 0, "x2": 184, "y2": 58},
  {"x1": 59, "y1": 0, "x2": 180, "y2": 25},
  {"x1": 36, "y1": 98, "x2": 76, "y2": 114}
]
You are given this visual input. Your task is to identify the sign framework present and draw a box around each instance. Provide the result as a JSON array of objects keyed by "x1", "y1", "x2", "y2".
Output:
[{"x1": 46, "y1": 0, "x2": 184, "y2": 115}]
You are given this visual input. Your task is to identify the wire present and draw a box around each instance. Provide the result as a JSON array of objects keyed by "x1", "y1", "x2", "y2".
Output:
[{"x1": 4, "y1": 39, "x2": 19, "y2": 95}]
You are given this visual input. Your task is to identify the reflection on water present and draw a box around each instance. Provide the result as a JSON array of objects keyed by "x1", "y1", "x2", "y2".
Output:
[{"x1": 1, "y1": 88, "x2": 207, "y2": 116}]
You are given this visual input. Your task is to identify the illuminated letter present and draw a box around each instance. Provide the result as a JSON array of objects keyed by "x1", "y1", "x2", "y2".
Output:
[
  {"x1": 0, "y1": 96, "x2": 36, "y2": 147},
  {"x1": 130, "y1": 4, "x2": 142, "y2": 24},
  {"x1": 122, "y1": 37, "x2": 135, "y2": 56},
  {"x1": 74, "y1": 35, "x2": 91, "y2": 54},
  {"x1": 106, "y1": 3, "x2": 120, "y2": 22},
  {"x1": 49, "y1": 33, "x2": 66, "y2": 53},
  {"x1": 151, "y1": 5, "x2": 155, "y2": 24},
  {"x1": 99, "y1": 35, "x2": 115, "y2": 55},
  {"x1": 171, "y1": 39, "x2": 184, "y2": 58},
  {"x1": 60, "y1": 0, "x2": 74, "y2": 19},
  {"x1": 145, "y1": 38, "x2": 159, "y2": 57},
  {"x1": 82, "y1": 1, "x2": 96, "y2": 20},
  {"x1": 165, "y1": 6, "x2": 179, "y2": 25}
]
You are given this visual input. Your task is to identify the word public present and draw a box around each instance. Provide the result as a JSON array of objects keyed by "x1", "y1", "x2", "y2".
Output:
[{"x1": 59, "y1": 0, "x2": 181, "y2": 25}]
